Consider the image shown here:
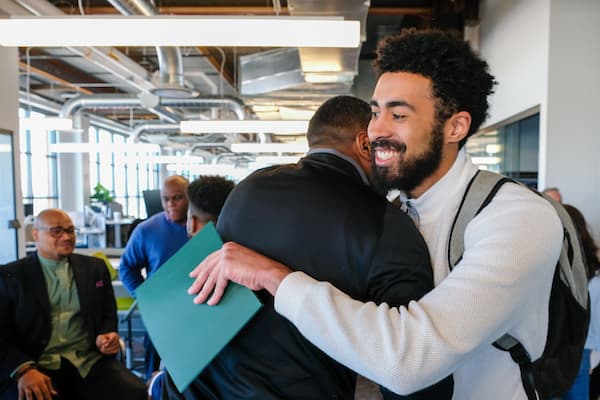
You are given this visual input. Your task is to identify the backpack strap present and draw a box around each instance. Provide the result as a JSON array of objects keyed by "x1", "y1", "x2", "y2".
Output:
[
  {"x1": 447, "y1": 170, "x2": 514, "y2": 270},
  {"x1": 448, "y1": 169, "x2": 539, "y2": 400},
  {"x1": 494, "y1": 335, "x2": 538, "y2": 400}
]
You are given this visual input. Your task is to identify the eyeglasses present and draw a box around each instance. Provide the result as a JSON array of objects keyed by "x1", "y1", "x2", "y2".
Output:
[{"x1": 37, "y1": 226, "x2": 78, "y2": 238}]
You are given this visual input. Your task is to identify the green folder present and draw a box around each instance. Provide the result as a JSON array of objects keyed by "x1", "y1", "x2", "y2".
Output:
[{"x1": 135, "y1": 222, "x2": 262, "y2": 392}]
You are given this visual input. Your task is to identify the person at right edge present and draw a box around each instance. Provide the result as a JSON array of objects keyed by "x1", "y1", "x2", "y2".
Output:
[
  {"x1": 558, "y1": 204, "x2": 600, "y2": 400},
  {"x1": 188, "y1": 29, "x2": 564, "y2": 399},
  {"x1": 165, "y1": 95, "x2": 452, "y2": 399}
]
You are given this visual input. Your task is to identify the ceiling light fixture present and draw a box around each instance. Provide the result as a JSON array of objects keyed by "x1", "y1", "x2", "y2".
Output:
[
  {"x1": 230, "y1": 142, "x2": 308, "y2": 154},
  {"x1": 180, "y1": 120, "x2": 309, "y2": 135},
  {"x1": 19, "y1": 117, "x2": 73, "y2": 131},
  {"x1": 49, "y1": 143, "x2": 160, "y2": 153},
  {"x1": 0, "y1": 16, "x2": 360, "y2": 48},
  {"x1": 303, "y1": 72, "x2": 356, "y2": 84}
]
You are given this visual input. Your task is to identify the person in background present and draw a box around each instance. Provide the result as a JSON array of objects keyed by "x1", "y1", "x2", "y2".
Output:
[
  {"x1": 0, "y1": 209, "x2": 146, "y2": 400},
  {"x1": 543, "y1": 187, "x2": 563, "y2": 203},
  {"x1": 559, "y1": 204, "x2": 600, "y2": 400},
  {"x1": 148, "y1": 175, "x2": 235, "y2": 400},
  {"x1": 185, "y1": 175, "x2": 236, "y2": 238},
  {"x1": 188, "y1": 29, "x2": 564, "y2": 399},
  {"x1": 170, "y1": 95, "x2": 450, "y2": 399},
  {"x1": 119, "y1": 174, "x2": 189, "y2": 380}
]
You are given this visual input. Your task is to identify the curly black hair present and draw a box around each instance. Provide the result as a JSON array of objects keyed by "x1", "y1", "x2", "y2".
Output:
[
  {"x1": 187, "y1": 175, "x2": 235, "y2": 219},
  {"x1": 374, "y1": 29, "x2": 497, "y2": 147}
]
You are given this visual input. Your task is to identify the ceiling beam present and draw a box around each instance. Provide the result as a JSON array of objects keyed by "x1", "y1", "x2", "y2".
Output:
[
  {"x1": 19, "y1": 49, "x2": 122, "y2": 94},
  {"x1": 19, "y1": 61, "x2": 94, "y2": 95}
]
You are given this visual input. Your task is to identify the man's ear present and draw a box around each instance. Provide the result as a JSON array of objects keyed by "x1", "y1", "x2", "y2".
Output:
[
  {"x1": 32, "y1": 228, "x2": 39, "y2": 242},
  {"x1": 189, "y1": 215, "x2": 199, "y2": 235},
  {"x1": 445, "y1": 111, "x2": 471, "y2": 144},
  {"x1": 355, "y1": 131, "x2": 371, "y2": 160}
]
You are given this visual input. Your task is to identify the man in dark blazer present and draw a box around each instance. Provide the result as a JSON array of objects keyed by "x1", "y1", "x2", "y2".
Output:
[
  {"x1": 0, "y1": 209, "x2": 146, "y2": 400},
  {"x1": 164, "y1": 96, "x2": 451, "y2": 399}
]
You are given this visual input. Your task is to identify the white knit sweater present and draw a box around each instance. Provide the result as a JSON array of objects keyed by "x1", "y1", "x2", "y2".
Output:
[{"x1": 274, "y1": 150, "x2": 563, "y2": 399}]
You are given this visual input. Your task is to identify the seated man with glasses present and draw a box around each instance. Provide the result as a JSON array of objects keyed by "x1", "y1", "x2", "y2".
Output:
[{"x1": 0, "y1": 208, "x2": 146, "y2": 400}]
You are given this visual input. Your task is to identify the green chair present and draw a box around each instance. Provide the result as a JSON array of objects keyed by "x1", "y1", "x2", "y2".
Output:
[{"x1": 91, "y1": 251, "x2": 138, "y2": 371}]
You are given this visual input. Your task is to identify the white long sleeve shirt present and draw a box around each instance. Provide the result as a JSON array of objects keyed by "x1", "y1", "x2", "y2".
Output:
[{"x1": 274, "y1": 149, "x2": 563, "y2": 399}]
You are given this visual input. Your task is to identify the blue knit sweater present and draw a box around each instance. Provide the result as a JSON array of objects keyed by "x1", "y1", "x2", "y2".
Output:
[{"x1": 119, "y1": 211, "x2": 188, "y2": 296}]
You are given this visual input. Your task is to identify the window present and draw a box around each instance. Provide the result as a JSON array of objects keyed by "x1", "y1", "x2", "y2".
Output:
[
  {"x1": 467, "y1": 113, "x2": 540, "y2": 188},
  {"x1": 18, "y1": 108, "x2": 59, "y2": 214},
  {"x1": 89, "y1": 126, "x2": 161, "y2": 218}
]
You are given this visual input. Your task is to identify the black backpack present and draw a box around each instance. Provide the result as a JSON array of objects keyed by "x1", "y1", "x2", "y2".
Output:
[{"x1": 448, "y1": 170, "x2": 590, "y2": 400}]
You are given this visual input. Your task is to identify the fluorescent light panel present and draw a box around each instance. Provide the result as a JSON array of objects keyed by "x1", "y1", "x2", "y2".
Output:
[
  {"x1": 231, "y1": 142, "x2": 308, "y2": 153},
  {"x1": 180, "y1": 120, "x2": 309, "y2": 135},
  {"x1": 19, "y1": 117, "x2": 73, "y2": 131},
  {"x1": 0, "y1": 16, "x2": 360, "y2": 48},
  {"x1": 49, "y1": 143, "x2": 160, "y2": 153}
]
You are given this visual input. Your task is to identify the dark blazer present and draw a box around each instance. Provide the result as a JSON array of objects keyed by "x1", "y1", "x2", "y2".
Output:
[
  {"x1": 170, "y1": 152, "x2": 450, "y2": 399},
  {"x1": 0, "y1": 253, "x2": 117, "y2": 396}
]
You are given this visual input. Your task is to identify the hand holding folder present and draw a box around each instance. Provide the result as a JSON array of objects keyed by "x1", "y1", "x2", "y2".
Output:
[{"x1": 135, "y1": 223, "x2": 262, "y2": 392}]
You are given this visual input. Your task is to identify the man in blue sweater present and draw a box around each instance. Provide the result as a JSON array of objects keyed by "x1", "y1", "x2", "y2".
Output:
[{"x1": 119, "y1": 175, "x2": 189, "y2": 379}]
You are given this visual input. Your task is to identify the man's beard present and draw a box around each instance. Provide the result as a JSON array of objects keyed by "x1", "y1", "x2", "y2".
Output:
[{"x1": 371, "y1": 123, "x2": 444, "y2": 195}]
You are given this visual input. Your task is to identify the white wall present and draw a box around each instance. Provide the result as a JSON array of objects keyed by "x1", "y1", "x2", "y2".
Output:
[
  {"x1": 479, "y1": 0, "x2": 550, "y2": 128},
  {"x1": 480, "y1": 0, "x2": 600, "y2": 240},
  {"x1": 0, "y1": 46, "x2": 25, "y2": 258},
  {"x1": 544, "y1": 0, "x2": 600, "y2": 240}
]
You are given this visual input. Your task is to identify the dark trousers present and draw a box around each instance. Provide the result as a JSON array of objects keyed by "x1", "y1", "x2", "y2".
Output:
[
  {"x1": 144, "y1": 333, "x2": 161, "y2": 381},
  {"x1": 39, "y1": 357, "x2": 147, "y2": 400}
]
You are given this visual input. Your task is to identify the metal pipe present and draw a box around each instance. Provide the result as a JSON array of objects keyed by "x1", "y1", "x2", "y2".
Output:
[
  {"x1": 59, "y1": 94, "x2": 179, "y2": 123},
  {"x1": 59, "y1": 94, "x2": 246, "y2": 130},
  {"x1": 19, "y1": 90, "x2": 131, "y2": 135},
  {"x1": 160, "y1": 96, "x2": 246, "y2": 120},
  {"x1": 129, "y1": 123, "x2": 179, "y2": 142},
  {"x1": 106, "y1": 0, "x2": 186, "y2": 89},
  {"x1": 11, "y1": 0, "x2": 155, "y2": 94}
]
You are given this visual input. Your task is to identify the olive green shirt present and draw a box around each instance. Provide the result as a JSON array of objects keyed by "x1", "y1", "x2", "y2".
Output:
[{"x1": 37, "y1": 255, "x2": 102, "y2": 378}]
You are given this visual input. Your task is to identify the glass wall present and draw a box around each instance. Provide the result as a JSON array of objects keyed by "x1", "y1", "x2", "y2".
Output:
[
  {"x1": 18, "y1": 106, "x2": 162, "y2": 219},
  {"x1": 18, "y1": 108, "x2": 59, "y2": 215},
  {"x1": 467, "y1": 113, "x2": 540, "y2": 188},
  {"x1": 88, "y1": 126, "x2": 161, "y2": 218}
]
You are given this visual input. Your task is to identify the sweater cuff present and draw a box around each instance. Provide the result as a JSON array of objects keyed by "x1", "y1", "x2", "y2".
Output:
[
  {"x1": 274, "y1": 271, "x2": 317, "y2": 321},
  {"x1": 10, "y1": 361, "x2": 35, "y2": 380}
]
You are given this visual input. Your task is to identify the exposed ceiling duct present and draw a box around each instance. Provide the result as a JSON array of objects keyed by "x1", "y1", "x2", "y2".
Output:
[
  {"x1": 59, "y1": 94, "x2": 246, "y2": 124},
  {"x1": 128, "y1": 122, "x2": 179, "y2": 142},
  {"x1": 19, "y1": 90, "x2": 132, "y2": 135},
  {"x1": 289, "y1": 0, "x2": 370, "y2": 84},
  {"x1": 10, "y1": 0, "x2": 155, "y2": 94},
  {"x1": 238, "y1": 0, "x2": 370, "y2": 119},
  {"x1": 106, "y1": 0, "x2": 197, "y2": 99}
]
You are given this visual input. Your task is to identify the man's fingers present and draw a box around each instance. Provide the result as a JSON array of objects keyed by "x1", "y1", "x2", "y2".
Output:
[
  {"x1": 207, "y1": 276, "x2": 228, "y2": 306},
  {"x1": 45, "y1": 377, "x2": 56, "y2": 398},
  {"x1": 190, "y1": 250, "x2": 220, "y2": 278},
  {"x1": 188, "y1": 267, "x2": 209, "y2": 295},
  {"x1": 31, "y1": 385, "x2": 46, "y2": 400},
  {"x1": 193, "y1": 270, "x2": 218, "y2": 304}
]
